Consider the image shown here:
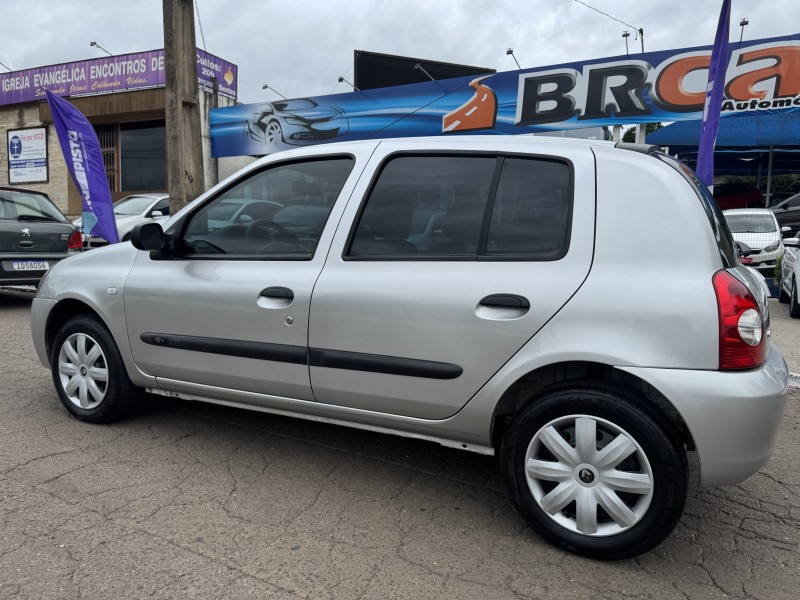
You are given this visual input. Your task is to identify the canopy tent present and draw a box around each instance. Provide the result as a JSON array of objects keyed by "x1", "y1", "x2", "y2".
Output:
[
  {"x1": 648, "y1": 113, "x2": 800, "y2": 149},
  {"x1": 648, "y1": 113, "x2": 800, "y2": 203}
]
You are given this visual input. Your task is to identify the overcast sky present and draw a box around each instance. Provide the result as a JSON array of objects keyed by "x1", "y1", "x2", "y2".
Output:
[{"x1": 1, "y1": 0, "x2": 797, "y2": 104}]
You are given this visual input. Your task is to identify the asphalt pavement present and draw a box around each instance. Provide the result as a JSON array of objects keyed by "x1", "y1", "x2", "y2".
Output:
[{"x1": 1, "y1": 288, "x2": 798, "y2": 599}]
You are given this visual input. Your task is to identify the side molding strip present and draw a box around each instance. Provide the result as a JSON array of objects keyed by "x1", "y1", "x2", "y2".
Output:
[
  {"x1": 309, "y1": 348, "x2": 462, "y2": 380},
  {"x1": 140, "y1": 333, "x2": 308, "y2": 365},
  {"x1": 140, "y1": 334, "x2": 463, "y2": 380}
]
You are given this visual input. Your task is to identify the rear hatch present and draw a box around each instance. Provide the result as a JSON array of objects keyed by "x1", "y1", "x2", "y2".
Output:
[
  {"x1": 0, "y1": 188, "x2": 75, "y2": 257},
  {"x1": 0, "y1": 218, "x2": 75, "y2": 254}
]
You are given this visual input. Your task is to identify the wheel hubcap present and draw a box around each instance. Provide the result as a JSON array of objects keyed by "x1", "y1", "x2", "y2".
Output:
[
  {"x1": 57, "y1": 333, "x2": 109, "y2": 410},
  {"x1": 524, "y1": 415, "x2": 654, "y2": 537}
]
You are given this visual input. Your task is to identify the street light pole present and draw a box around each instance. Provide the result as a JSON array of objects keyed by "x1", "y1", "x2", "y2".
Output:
[
  {"x1": 337, "y1": 76, "x2": 359, "y2": 91},
  {"x1": 89, "y1": 41, "x2": 113, "y2": 57},
  {"x1": 622, "y1": 31, "x2": 630, "y2": 56},
  {"x1": 262, "y1": 84, "x2": 287, "y2": 99},
  {"x1": 506, "y1": 48, "x2": 521, "y2": 70},
  {"x1": 739, "y1": 18, "x2": 749, "y2": 45},
  {"x1": 638, "y1": 28, "x2": 645, "y2": 53}
]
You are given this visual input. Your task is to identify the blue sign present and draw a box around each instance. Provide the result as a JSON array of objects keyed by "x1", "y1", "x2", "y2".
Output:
[
  {"x1": 211, "y1": 33, "x2": 800, "y2": 158},
  {"x1": 9, "y1": 135, "x2": 22, "y2": 159}
]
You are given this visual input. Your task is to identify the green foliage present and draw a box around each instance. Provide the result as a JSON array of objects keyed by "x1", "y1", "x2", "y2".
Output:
[
  {"x1": 775, "y1": 253, "x2": 783, "y2": 282},
  {"x1": 622, "y1": 123, "x2": 664, "y2": 143}
]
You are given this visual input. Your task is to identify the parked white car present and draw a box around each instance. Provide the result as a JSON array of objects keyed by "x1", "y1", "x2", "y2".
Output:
[
  {"x1": 723, "y1": 209, "x2": 788, "y2": 275},
  {"x1": 74, "y1": 194, "x2": 170, "y2": 248},
  {"x1": 779, "y1": 233, "x2": 800, "y2": 315}
]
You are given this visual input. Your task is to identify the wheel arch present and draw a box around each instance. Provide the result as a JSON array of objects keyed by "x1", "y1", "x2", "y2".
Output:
[
  {"x1": 45, "y1": 298, "x2": 112, "y2": 361},
  {"x1": 490, "y1": 360, "x2": 694, "y2": 453}
]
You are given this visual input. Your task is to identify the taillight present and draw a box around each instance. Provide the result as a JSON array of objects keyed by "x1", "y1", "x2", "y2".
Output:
[
  {"x1": 68, "y1": 230, "x2": 83, "y2": 250},
  {"x1": 713, "y1": 270, "x2": 767, "y2": 370}
]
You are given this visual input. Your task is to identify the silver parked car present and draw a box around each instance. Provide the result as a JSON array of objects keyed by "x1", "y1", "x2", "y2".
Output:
[
  {"x1": 74, "y1": 193, "x2": 170, "y2": 248},
  {"x1": 31, "y1": 137, "x2": 787, "y2": 559}
]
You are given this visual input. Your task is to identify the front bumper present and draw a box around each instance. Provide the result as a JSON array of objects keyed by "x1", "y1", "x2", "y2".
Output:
[
  {"x1": 620, "y1": 342, "x2": 788, "y2": 487},
  {"x1": 31, "y1": 297, "x2": 57, "y2": 367}
]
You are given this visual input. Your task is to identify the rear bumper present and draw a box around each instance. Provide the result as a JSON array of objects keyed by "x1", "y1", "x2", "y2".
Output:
[
  {"x1": 620, "y1": 342, "x2": 788, "y2": 487},
  {"x1": 0, "y1": 255, "x2": 70, "y2": 285}
]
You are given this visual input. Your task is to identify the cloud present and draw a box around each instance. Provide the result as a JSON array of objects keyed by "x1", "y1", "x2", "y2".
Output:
[{"x1": 2, "y1": 0, "x2": 796, "y2": 103}]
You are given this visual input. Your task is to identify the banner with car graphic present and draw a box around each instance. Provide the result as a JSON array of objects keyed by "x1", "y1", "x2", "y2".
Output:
[{"x1": 210, "y1": 33, "x2": 800, "y2": 157}]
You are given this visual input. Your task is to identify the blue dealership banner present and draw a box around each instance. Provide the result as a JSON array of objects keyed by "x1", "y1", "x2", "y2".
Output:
[
  {"x1": 46, "y1": 90, "x2": 118, "y2": 243},
  {"x1": 696, "y1": 0, "x2": 731, "y2": 186},
  {"x1": 211, "y1": 33, "x2": 800, "y2": 158}
]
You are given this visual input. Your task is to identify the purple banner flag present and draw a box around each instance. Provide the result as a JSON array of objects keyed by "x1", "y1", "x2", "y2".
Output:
[
  {"x1": 696, "y1": 0, "x2": 731, "y2": 187},
  {"x1": 46, "y1": 90, "x2": 118, "y2": 243}
]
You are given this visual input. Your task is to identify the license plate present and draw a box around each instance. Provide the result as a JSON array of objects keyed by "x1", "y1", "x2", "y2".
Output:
[{"x1": 12, "y1": 260, "x2": 49, "y2": 271}]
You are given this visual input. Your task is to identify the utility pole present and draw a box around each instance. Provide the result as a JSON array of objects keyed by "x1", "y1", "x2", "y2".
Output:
[{"x1": 163, "y1": 0, "x2": 205, "y2": 214}]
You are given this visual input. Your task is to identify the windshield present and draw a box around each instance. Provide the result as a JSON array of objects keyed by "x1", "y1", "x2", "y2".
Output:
[
  {"x1": 272, "y1": 99, "x2": 316, "y2": 111},
  {"x1": 114, "y1": 195, "x2": 159, "y2": 216},
  {"x1": 724, "y1": 213, "x2": 777, "y2": 234},
  {"x1": 0, "y1": 190, "x2": 68, "y2": 222}
]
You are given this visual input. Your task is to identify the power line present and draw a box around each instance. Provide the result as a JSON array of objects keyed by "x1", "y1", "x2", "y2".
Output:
[
  {"x1": 194, "y1": 0, "x2": 207, "y2": 51},
  {"x1": 572, "y1": 0, "x2": 639, "y2": 32}
]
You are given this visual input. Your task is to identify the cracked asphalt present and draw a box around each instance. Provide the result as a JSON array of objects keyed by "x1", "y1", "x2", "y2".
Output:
[{"x1": 1, "y1": 287, "x2": 798, "y2": 599}]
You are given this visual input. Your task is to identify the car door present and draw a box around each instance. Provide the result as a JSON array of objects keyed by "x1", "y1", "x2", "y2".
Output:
[
  {"x1": 308, "y1": 144, "x2": 596, "y2": 420},
  {"x1": 124, "y1": 149, "x2": 371, "y2": 404}
]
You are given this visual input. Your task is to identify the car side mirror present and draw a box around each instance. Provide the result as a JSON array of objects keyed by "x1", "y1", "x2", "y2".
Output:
[
  {"x1": 784, "y1": 237, "x2": 800, "y2": 248},
  {"x1": 736, "y1": 241, "x2": 751, "y2": 258},
  {"x1": 130, "y1": 222, "x2": 165, "y2": 251},
  {"x1": 149, "y1": 210, "x2": 164, "y2": 218}
]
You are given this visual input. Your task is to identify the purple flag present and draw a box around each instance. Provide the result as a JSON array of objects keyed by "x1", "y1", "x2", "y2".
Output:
[
  {"x1": 46, "y1": 90, "x2": 118, "y2": 243},
  {"x1": 696, "y1": 0, "x2": 731, "y2": 187}
]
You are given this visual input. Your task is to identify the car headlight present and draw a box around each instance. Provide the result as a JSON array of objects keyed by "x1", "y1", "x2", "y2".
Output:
[
  {"x1": 283, "y1": 117, "x2": 307, "y2": 126},
  {"x1": 763, "y1": 241, "x2": 780, "y2": 253}
]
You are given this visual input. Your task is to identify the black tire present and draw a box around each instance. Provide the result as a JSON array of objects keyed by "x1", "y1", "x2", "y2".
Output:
[
  {"x1": 50, "y1": 315, "x2": 142, "y2": 423},
  {"x1": 791, "y1": 280, "x2": 800, "y2": 318},
  {"x1": 779, "y1": 279, "x2": 790, "y2": 303},
  {"x1": 502, "y1": 384, "x2": 688, "y2": 560}
]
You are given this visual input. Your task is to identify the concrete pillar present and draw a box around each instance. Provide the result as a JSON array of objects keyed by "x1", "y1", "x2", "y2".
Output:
[
  {"x1": 612, "y1": 125, "x2": 622, "y2": 142},
  {"x1": 634, "y1": 123, "x2": 647, "y2": 144},
  {"x1": 163, "y1": 0, "x2": 205, "y2": 214}
]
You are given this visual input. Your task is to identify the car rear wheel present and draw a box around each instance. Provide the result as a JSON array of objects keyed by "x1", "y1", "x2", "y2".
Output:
[
  {"x1": 791, "y1": 280, "x2": 800, "y2": 318},
  {"x1": 779, "y1": 278, "x2": 790, "y2": 303},
  {"x1": 265, "y1": 120, "x2": 283, "y2": 148},
  {"x1": 502, "y1": 384, "x2": 687, "y2": 560},
  {"x1": 51, "y1": 315, "x2": 141, "y2": 423}
]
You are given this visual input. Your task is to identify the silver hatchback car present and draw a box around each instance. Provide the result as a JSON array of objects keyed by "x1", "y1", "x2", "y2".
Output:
[{"x1": 31, "y1": 136, "x2": 787, "y2": 559}]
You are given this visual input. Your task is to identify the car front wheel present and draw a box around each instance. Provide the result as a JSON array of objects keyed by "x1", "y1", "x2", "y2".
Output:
[
  {"x1": 502, "y1": 384, "x2": 687, "y2": 560},
  {"x1": 51, "y1": 315, "x2": 142, "y2": 423},
  {"x1": 791, "y1": 280, "x2": 800, "y2": 318}
]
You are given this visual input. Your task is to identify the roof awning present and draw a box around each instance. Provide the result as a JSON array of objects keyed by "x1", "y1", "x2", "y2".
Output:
[{"x1": 648, "y1": 112, "x2": 800, "y2": 148}]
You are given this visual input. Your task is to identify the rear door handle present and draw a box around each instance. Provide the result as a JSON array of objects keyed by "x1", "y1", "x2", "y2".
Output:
[
  {"x1": 479, "y1": 294, "x2": 530, "y2": 309},
  {"x1": 260, "y1": 286, "x2": 294, "y2": 300}
]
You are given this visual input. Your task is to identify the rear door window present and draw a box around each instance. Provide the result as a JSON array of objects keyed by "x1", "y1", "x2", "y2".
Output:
[{"x1": 347, "y1": 154, "x2": 573, "y2": 260}]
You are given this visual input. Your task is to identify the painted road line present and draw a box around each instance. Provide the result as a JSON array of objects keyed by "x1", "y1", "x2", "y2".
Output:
[
  {"x1": 465, "y1": 106, "x2": 478, "y2": 116},
  {"x1": 443, "y1": 120, "x2": 462, "y2": 132}
]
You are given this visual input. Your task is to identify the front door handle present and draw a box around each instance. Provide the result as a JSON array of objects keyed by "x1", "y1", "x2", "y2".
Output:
[
  {"x1": 260, "y1": 286, "x2": 294, "y2": 300},
  {"x1": 479, "y1": 294, "x2": 530, "y2": 309}
]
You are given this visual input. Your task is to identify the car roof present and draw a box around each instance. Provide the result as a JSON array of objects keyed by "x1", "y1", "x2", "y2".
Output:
[{"x1": 0, "y1": 185, "x2": 51, "y2": 198}]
